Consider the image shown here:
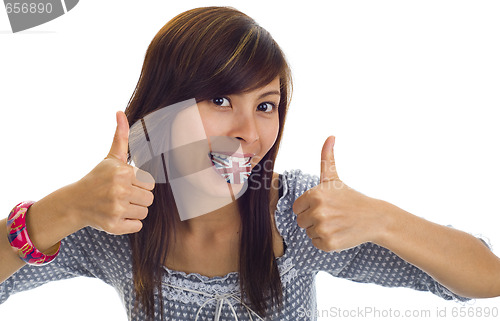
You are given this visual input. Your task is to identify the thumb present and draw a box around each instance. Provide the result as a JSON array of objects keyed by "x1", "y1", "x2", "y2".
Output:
[
  {"x1": 320, "y1": 135, "x2": 339, "y2": 183},
  {"x1": 107, "y1": 111, "x2": 130, "y2": 163}
]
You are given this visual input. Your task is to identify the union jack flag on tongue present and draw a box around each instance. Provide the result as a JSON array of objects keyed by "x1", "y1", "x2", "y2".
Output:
[{"x1": 212, "y1": 157, "x2": 252, "y2": 184}]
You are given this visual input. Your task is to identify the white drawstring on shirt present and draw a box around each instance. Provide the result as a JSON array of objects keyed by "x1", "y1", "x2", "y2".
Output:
[{"x1": 164, "y1": 283, "x2": 265, "y2": 321}]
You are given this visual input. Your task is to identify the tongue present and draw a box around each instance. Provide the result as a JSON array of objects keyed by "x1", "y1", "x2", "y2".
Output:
[{"x1": 212, "y1": 157, "x2": 251, "y2": 184}]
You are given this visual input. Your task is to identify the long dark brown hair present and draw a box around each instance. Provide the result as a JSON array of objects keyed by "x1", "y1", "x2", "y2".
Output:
[{"x1": 125, "y1": 6, "x2": 292, "y2": 319}]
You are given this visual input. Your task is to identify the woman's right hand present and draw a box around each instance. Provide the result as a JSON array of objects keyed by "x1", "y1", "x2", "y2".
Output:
[
  {"x1": 1, "y1": 111, "x2": 155, "y2": 282},
  {"x1": 68, "y1": 111, "x2": 155, "y2": 235}
]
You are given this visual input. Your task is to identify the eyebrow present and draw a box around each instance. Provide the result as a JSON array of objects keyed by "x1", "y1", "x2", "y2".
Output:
[{"x1": 258, "y1": 90, "x2": 281, "y2": 100}]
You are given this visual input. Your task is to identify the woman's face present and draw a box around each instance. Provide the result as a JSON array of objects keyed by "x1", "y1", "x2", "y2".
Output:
[
  {"x1": 167, "y1": 76, "x2": 281, "y2": 219},
  {"x1": 198, "y1": 75, "x2": 281, "y2": 174},
  {"x1": 172, "y1": 77, "x2": 280, "y2": 190}
]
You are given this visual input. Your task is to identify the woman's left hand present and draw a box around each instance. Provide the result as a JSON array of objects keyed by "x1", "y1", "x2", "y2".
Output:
[
  {"x1": 293, "y1": 137, "x2": 500, "y2": 297},
  {"x1": 293, "y1": 136, "x2": 390, "y2": 252}
]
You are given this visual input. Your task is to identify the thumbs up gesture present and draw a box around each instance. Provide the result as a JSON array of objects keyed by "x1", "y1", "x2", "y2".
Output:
[
  {"x1": 70, "y1": 111, "x2": 155, "y2": 235},
  {"x1": 293, "y1": 136, "x2": 386, "y2": 252}
]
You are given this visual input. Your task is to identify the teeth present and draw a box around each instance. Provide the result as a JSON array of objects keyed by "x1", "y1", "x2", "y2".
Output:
[{"x1": 210, "y1": 152, "x2": 250, "y2": 163}]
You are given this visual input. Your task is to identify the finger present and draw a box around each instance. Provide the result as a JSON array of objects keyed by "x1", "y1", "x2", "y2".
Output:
[
  {"x1": 305, "y1": 226, "x2": 320, "y2": 239},
  {"x1": 295, "y1": 208, "x2": 314, "y2": 229},
  {"x1": 125, "y1": 203, "x2": 149, "y2": 220},
  {"x1": 128, "y1": 186, "x2": 154, "y2": 207},
  {"x1": 320, "y1": 135, "x2": 339, "y2": 183},
  {"x1": 311, "y1": 238, "x2": 329, "y2": 252},
  {"x1": 107, "y1": 111, "x2": 130, "y2": 163},
  {"x1": 292, "y1": 192, "x2": 311, "y2": 215},
  {"x1": 132, "y1": 167, "x2": 156, "y2": 191},
  {"x1": 119, "y1": 219, "x2": 144, "y2": 234}
]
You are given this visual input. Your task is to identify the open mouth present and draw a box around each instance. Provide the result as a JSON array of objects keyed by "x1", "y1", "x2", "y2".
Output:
[{"x1": 209, "y1": 152, "x2": 252, "y2": 184}]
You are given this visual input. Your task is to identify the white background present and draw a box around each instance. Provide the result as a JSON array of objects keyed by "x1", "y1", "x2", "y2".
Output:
[{"x1": 1, "y1": 1, "x2": 499, "y2": 320}]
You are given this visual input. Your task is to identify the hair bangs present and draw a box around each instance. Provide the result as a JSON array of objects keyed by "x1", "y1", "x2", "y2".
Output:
[{"x1": 195, "y1": 25, "x2": 286, "y2": 100}]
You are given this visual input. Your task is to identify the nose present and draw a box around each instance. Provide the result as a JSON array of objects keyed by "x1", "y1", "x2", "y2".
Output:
[{"x1": 230, "y1": 110, "x2": 259, "y2": 144}]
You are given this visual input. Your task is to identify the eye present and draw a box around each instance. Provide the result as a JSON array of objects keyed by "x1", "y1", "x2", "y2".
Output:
[
  {"x1": 212, "y1": 97, "x2": 231, "y2": 107},
  {"x1": 256, "y1": 102, "x2": 275, "y2": 113}
]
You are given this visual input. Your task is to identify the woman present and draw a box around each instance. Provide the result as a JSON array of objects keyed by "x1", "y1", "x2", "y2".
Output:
[{"x1": 1, "y1": 6, "x2": 500, "y2": 321}]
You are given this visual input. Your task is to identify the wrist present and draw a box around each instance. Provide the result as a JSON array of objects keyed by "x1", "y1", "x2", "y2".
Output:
[
  {"x1": 53, "y1": 182, "x2": 90, "y2": 231},
  {"x1": 371, "y1": 200, "x2": 406, "y2": 248},
  {"x1": 7, "y1": 201, "x2": 60, "y2": 265},
  {"x1": 26, "y1": 184, "x2": 87, "y2": 252}
]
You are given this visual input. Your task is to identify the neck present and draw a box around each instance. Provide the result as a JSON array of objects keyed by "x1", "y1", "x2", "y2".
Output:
[{"x1": 176, "y1": 200, "x2": 241, "y2": 238}]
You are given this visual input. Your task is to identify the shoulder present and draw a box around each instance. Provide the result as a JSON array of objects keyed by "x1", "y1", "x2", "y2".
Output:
[
  {"x1": 273, "y1": 169, "x2": 320, "y2": 238},
  {"x1": 269, "y1": 169, "x2": 320, "y2": 216},
  {"x1": 280, "y1": 169, "x2": 320, "y2": 200}
]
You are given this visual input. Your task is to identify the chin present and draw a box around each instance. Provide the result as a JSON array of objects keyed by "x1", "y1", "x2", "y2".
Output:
[{"x1": 168, "y1": 167, "x2": 249, "y2": 220}]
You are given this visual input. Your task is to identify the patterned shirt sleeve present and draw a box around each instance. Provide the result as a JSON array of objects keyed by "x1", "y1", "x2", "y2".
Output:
[
  {"x1": 276, "y1": 169, "x2": 471, "y2": 302},
  {"x1": 1, "y1": 227, "x2": 129, "y2": 304}
]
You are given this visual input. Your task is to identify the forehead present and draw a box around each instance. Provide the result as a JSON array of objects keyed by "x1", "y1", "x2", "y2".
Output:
[
  {"x1": 236, "y1": 76, "x2": 281, "y2": 98},
  {"x1": 263, "y1": 76, "x2": 280, "y2": 90}
]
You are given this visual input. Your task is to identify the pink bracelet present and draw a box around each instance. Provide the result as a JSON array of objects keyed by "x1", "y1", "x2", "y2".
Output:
[{"x1": 6, "y1": 201, "x2": 60, "y2": 265}]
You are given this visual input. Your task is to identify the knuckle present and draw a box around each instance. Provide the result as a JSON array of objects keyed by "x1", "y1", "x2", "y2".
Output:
[
  {"x1": 125, "y1": 166, "x2": 135, "y2": 179},
  {"x1": 107, "y1": 185, "x2": 124, "y2": 200},
  {"x1": 106, "y1": 200, "x2": 125, "y2": 220},
  {"x1": 109, "y1": 198, "x2": 121, "y2": 211},
  {"x1": 312, "y1": 209, "x2": 328, "y2": 222},
  {"x1": 110, "y1": 163, "x2": 124, "y2": 177},
  {"x1": 325, "y1": 238, "x2": 339, "y2": 252},
  {"x1": 292, "y1": 198, "x2": 303, "y2": 214},
  {"x1": 311, "y1": 238, "x2": 323, "y2": 250},
  {"x1": 102, "y1": 220, "x2": 117, "y2": 234},
  {"x1": 315, "y1": 224, "x2": 329, "y2": 238},
  {"x1": 112, "y1": 163, "x2": 133, "y2": 180},
  {"x1": 112, "y1": 185, "x2": 132, "y2": 202},
  {"x1": 296, "y1": 216, "x2": 304, "y2": 228},
  {"x1": 309, "y1": 190, "x2": 324, "y2": 203},
  {"x1": 123, "y1": 186, "x2": 133, "y2": 199}
]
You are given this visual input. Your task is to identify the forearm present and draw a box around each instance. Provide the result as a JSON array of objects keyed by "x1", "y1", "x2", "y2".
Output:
[
  {"x1": 1, "y1": 112, "x2": 154, "y2": 284},
  {"x1": 377, "y1": 201, "x2": 500, "y2": 298},
  {"x1": 0, "y1": 184, "x2": 85, "y2": 284},
  {"x1": 0, "y1": 218, "x2": 26, "y2": 283}
]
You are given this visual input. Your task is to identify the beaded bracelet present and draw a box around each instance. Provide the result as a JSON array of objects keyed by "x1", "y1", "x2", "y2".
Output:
[{"x1": 6, "y1": 201, "x2": 60, "y2": 265}]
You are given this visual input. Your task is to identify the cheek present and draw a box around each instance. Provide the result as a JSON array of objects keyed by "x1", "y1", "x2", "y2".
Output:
[
  {"x1": 260, "y1": 118, "x2": 280, "y2": 155},
  {"x1": 171, "y1": 105, "x2": 206, "y2": 148},
  {"x1": 199, "y1": 116, "x2": 217, "y2": 138},
  {"x1": 197, "y1": 103, "x2": 221, "y2": 146}
]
